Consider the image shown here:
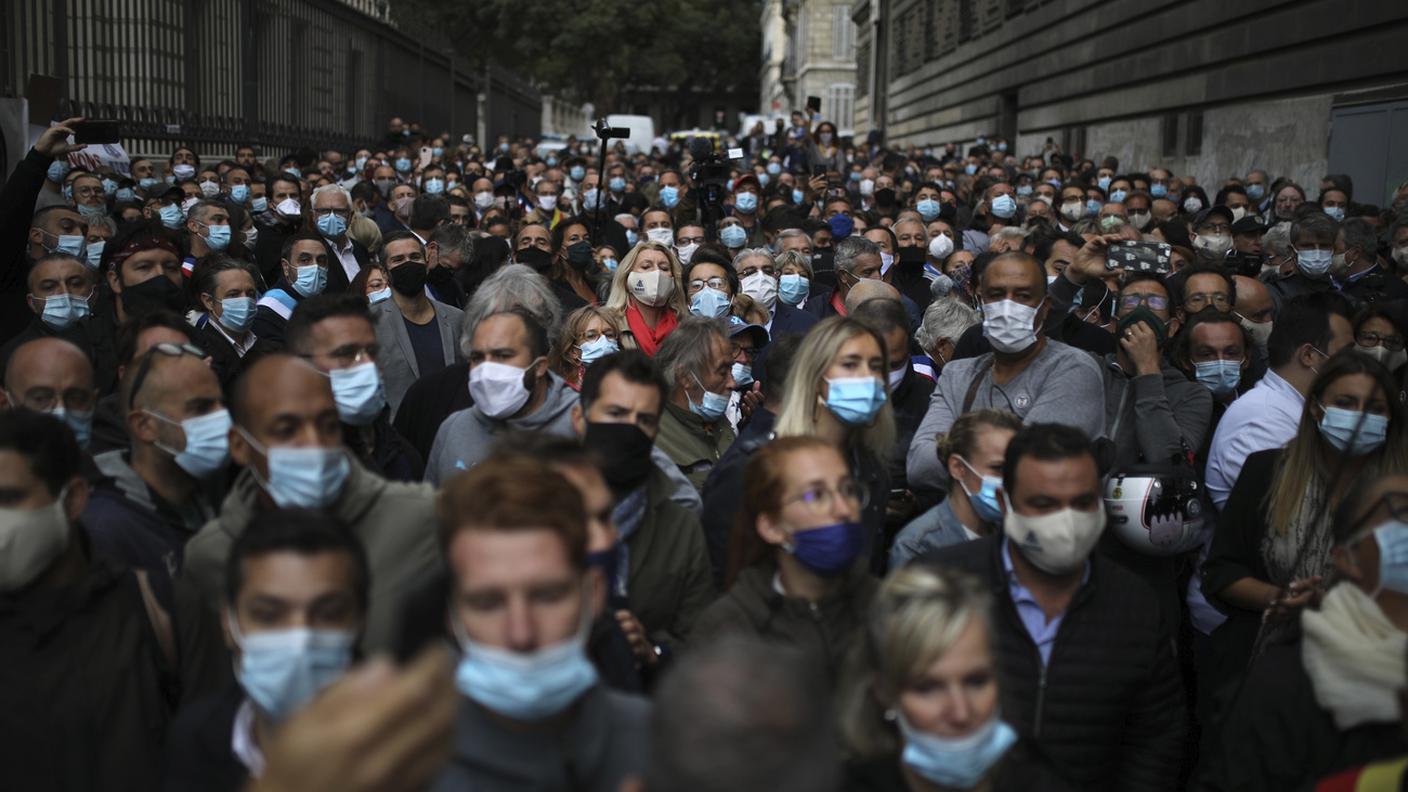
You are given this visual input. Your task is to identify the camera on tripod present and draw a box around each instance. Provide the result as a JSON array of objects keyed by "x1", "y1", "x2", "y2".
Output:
[{"x1": 687, "y1": 138, "x2": 744, "y2": 241}]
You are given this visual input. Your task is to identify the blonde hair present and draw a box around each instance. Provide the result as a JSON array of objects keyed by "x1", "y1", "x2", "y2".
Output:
[
  {"x1": 775, "y1": 249, "x2": 812, "y2": 277},
  {"x1": 934, "y1": 409, "x2": 1023, "y2": 494},
  {"x1": 549, "y1": 305, "x2": 626, "y2": 386},
  {"x1": 774, "y1": 317, "x2": 896, "y2": 459},
  {"x1": 604, "y1": 240, "x2": 688, "y2": 316},
  {"x1": 839, "y1": 566, "x2": 993, "y2": 757}
]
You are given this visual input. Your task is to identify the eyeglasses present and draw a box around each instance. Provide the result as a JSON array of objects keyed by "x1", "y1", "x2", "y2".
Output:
[
  {"x1": 783, "y1": 479, "x2": 867, "y2": 513},
  {"x1": 303, "y1": 343, "x2": 379, "y2": 368},
  {"x1": 731, "y1": 343, "x2": 760, "y2": 362},
  {"x1": 1183, "y1": 292, "x2": 1231, "y2": 311},
  {"x1": 11, "y1": 385, "x2": 95, "y2": 413},
  {"x1": 1117, "y1": 293, "x2": 1168, "y2": 312},
  {"x1": 1197, "y1": 223, "x2": 1232, "y2": 235},
  {"x1": 738, "y1": 264, "x2": 777, "y2": 279},
  {"x1": 676, "y1": 236, "x2": 705, "y2": 246},
  {"x1": 1357, "y1": 331, "x2": 1406, "y2": 352},
  {"x1": 688, "y1": 277, "x2": 728, "y2": 293},
  {"x1": 581, "y1": 329, "x2": 618, "y2": 344},
  {"x1": 128, "y1": 342, "x2": 209, "y2": 409}
]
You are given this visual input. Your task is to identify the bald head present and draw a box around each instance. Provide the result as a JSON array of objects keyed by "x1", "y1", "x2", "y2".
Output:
[
  {"x1": 229, "y1": 354, "x2": 344, "y2": 483},
  {"x1": 844, "y1": 279, "x2": 901, "y2": 314},
  {"x1": 1232, "y1": 275, "x2": 1273, "y2": 324},
  {"x1": 5, "y1": 337, "x2": 93, "y2": 395}
]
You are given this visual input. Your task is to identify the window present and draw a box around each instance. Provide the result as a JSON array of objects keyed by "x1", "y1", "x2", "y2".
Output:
[
  {"x1": 832, "y1": 5, "x2": 856, "y2": 60},
  {"x1": 1162, "y1": 113, "x2": 1180, "y2": 157},
  {"x1": 1186, "y1": 110, "x2": 1204, "y2": 156},
  {"x1": 828, "y1": 83, "x2": 855, "y2": 129}
]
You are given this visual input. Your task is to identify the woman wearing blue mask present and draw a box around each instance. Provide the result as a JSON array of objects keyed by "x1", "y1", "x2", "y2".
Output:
[
  {"x1": 549, "y1": 305, "x2": 627, "y2": 392},
  {"x1": 890, "y1": 410, "x2": 1021, "y2": 568},
  {"x1": 840, "y1": 565, "x2": 1074, "y2": 792},
  {"x1": 1205, "y1": 352, "x2": 1408, "y2": 679},
  {"x1": 351, "y1": 263, "x2": 393, "y2": 306},
  {"x1": 683, "y1": 257, "x2": 739, "y2": 320},
  {"x1": 692, "y1": 436, "x2": 877, "y2": 682}
]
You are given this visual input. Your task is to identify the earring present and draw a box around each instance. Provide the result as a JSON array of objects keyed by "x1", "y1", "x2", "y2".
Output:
[{"x1": 883, "y1": 708, "x2": 897, "y2": 722}]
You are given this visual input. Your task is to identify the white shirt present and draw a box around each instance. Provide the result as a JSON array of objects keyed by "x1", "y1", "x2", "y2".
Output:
[
  {"x1": 1204, "y1": 369, "x2": 1304, "y2": 509},
  {"x1": 230, "y1": 699, "x2": 266, "y2": 778},
  {"x1": 210, "y1": 316, "x2": 258, "y2": 357},
  {"x1": 328, "y1": 235, "x2": 359, "y2": 282}
]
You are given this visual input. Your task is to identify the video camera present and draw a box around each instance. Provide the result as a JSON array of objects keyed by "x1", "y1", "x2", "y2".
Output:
[{"x1": 687, "y1": 137, "x2": 745, "y2": 242}]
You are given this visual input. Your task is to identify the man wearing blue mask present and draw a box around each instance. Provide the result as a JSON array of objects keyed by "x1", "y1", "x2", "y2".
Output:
[
  {"x1": 288, "y1": 293, "x2": 422, "y2": 483},
  {"x1": 1267, "y1": 212, "x2": 1339, "y2": 311},
  {"x1": 652, "y1": 317, "x2": 737, "y2": 494},
  {"x1": 0, "y1": 254, "x2": 104, "y2": 382},
  {"x1": 309, "y1": 184, "x2": 371, "y2": 295},
  {"x1": 729, "y1": 174, "x2": 766, "y2": 247},
  {"x1": 83, "y1": 339, "x2": 227, "y2": 604},
  {"x1": 253, "y1": 233, "x2": 329, "y2": 349},
  {"x1": 184, "y1": 200, "x2": 235, "y2": 274},
  {"x1": 165, "y1": 509, "x2": 369, "y2": 791},
  {"x1": 432, "y1": 457, "x2": 650, "y2": 791},
  {"x1": 183, "y1": 354, "x2": 440, "y2": 654},
  {"x1": 1, "y1": 337, "x2": 99, "y2": 455}
]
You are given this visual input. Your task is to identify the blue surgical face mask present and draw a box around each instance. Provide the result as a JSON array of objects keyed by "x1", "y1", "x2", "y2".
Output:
[
  {"x1": 1194, "y1": 359, "x2": 1241, "y2": 397},
  {"x1": 452, "y1": 605, "x2": 598, "y2": 720},
  {"x1": 1096, "y1": 176, "x2": 1112, "y2": 192},
  {"x1": 792, "y1": 188, "x2": 805, "y2": 205},
  {"x1": 36, "y1": 292, "x2": 90, "y2": 331},
  {"x1": 581, "y1": 188, "x2": 602, "y2": 211},
  {"x1": 786, "y1": 521, "x2": 864, "y2": 576},
  {"x1": 1016, "y1": 184, "x2": 1033, "y2": 197},
  {"x1": 824, "y1": 376, "x2": 887, "y2": 425},
  {"x1": 779, "y1": 273, "x2": 810, "y2": 306},
  {"x1": 569, "y1": 165, "x2": 586, "y2": 182},
  {"x1": 757, "y1": 173, "x2": 770, "y2": 188},
  {"x1": 218, "y1": 296, "x2": 256, "y2": 334},
  {"x1": 355, "y1": 156, "x2": 368, "y2": 170},
  {"x1": 1246, "y1": 183, "x2": 1265, "y2": 201},
  {"x1": 608, "y1": 176, "x2": 626, "y2": 193},
  {"x1": 316, "y1": 212, "x2": 348, "y2": 238},
  {"x1": 368, "y1": 286, "x2": 392, "y2": 304},
  {"x1": 1297, "y1": 248, "x2": 1333, "y2": 279},
  {"x1": 329, "y1": 362, "x2": 386, "y2": 426},
  {"x1": 602, "y1": 257, "x2": 619, "y2": 272},
  {"x1": 732, "y1": 362, "x2": 753, "y2": 389},
  {"x1": 898, "y1": 711, "x2": 1018, "y2": 790},
  {"x1": 203, "y1": 223, "x2": 232, "y2": 251},
  {"x1": 84, "y1": 240, "x2": 105, "y2": 270},
  {"x1": 432, "y1": 146, "x2": 444, "y2": 157},
  {"x1": 1317, "y1": 405, "x2": 1389, "y2": 456},
  {"x1": 579, "y1": 335, "x2": 620, "y2": 365},
  {"x1": 964, "y1": 163, "x2": 978, "y2": 175},
  {"x1": 688, "y1": 373, "x2": 730, "y2": 422},
  {"x1": 228, "y1": 614, "x2": 356, "y2": 722},
  {"x1": 1323, "y1": 205, "x2": 1345, "y2": 222},
  {"x1": 423, "y1": 177, "x2": 445, "y2": 195},
  {"x1": 237, "y1": 426, "x2": 351, "y2": 508},
  {"x1": 394, "y1": 157, "x2": 412, "y2": 173},
  {"x1": 624, "y1": 229, "x2": 638, "y2": 247},
  {"x1": 1373, "y1": 520, "x2": 1408, "y2": 596},
  {"x1": 292, "y1": 264, "x2": 327, "y2": 297},
  {"x1": 139, "y1": 176, "x2": 162, "y2": 192},
  {"x1": 1085, "y1": 198, "x2": 1101, "y2": 217},
  {"x1": 43, "y1": 231, "x2": 86, "y2": 257},
  {"x1": 545, "y1": 156, "x2": 558, "y2": 167},
  {"x1": 250, "y1": 196, "x2": 268, "y2": 213},
  {"x1": 148, "y1": 408, "x2": 232, "y2": 478},
  {"x1": 767, "y1": 162, "x2": 782, "y2": 175},
  {"x1": 690, "y1": 288, "x2": 732, "y2": 319},
  {"x1": 47, "y1": 160, "x2": 71, "y2": 183},
  {"x1": 159, "y1": 203, "x2": 184, "y2": 229},
  {"x1": 720, "y1": 224, "x2": 748, "y2": 249},
  {"x1": 1109, "y1": 188, "x2": 1128, "y2": 204},
  {"x1": 115, "y1": 187, "x2": 135, "y2": 203},
  {"x1": 1150, "y1": 183, "x2": 1168, "y2": 198},
  {"x1": 957, "y1": 457, "x2": 1003, "y2": 523},
  {"x1": 101, "y1": 178, "x2": 118, "y2": 196},
  {"x1": 917, "y1": 198, "x2": 942, "y2": 222},
  {"x1": 47, "y1": 406, "x2": 92, "y2": 449},
  {"x1": 735, "y1": 192, "x2": 758, "y2": 213},
  {"x1": 76, "y1": 203, "x2": 106, "y2": 222},
  {"x1": 990, "y1": 194, "x2": 1016, "y2": 219},
  {"x1": 660, "y1": 185, "x2": 680, "y2": 208}
]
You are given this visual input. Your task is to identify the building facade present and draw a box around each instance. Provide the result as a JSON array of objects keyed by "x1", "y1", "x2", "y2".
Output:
[
  {"x1": 762, "y1": 0, "x2": 861, "y2": 135},
  {"x1": 854, "y1": 0, "x2": 1408, "y2": 205}
]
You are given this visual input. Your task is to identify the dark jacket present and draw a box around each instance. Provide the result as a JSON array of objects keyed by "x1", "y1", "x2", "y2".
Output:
[
  {"x1": 769, "y1": 301, "x2": 819, "y2": 340},
  {"x1": 162, "y1": 686, "x2": 247, "y2": 792},
  {"x1": 888, "y1": 364, "x2": 936, "y2": 493},
  {"x1": 392, "y1": 361, "x2": 471, "y2": 461},
  {"x1": 250, "y1": 277, "x2": 307, "y2": 349},
  {"x1": 845, "y1": 736, "x2": 1078, "y2": 792},
  {"x1": 191, "y1": 322, "x2": 278, "y2": 396},
  {"x1": 691, "y1": 562, "x2": 875, "y2": 683},
  {"x1": 700, "y1": 408, "x2": 775, "y2": 587},
  {"x1": 0, "y1": 148, "x2": 51, "y2": 346},
  {"x1": 625, "y1": 466, "x2": 717, "y2": 650},
  {"x1": 0, "y1": 315, "x2": 119, "y2": 395},
  {"x1": 1198, "y1": 643, "x2": 1408, "y2": 791},
  {"x1": 344, "y1": 413, "x2": 425, "y2": 483},
  {"x1": 920, "y1": 537, "x2": 1186, "y2": 791},
  {"x1": 1267, "y1": 271, "x2": 1333, "y2": 312}
]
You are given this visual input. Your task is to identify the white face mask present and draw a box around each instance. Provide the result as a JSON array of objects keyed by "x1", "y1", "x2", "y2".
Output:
[
  {"x1": 1128, "y1": 211, "x2": 1151, "y2": 231},
  {"x1": 1236, "y1": 315, "x2": 1273, "y2": 348},
  {"x1": 646, "y1": 227, "x2": 674, "y2": 246},
  {"x1": 537, "y1": 195, "x2": 558, "y2": 211},
  {"x1": 1002, "y1": 496, "x2": 1106, "y2": 575},
  {"x1": 981, "y1": 298, "x2": 1041, "y2": 354},
  {"x1": 468, "y1": 360, "x2": 538, "y2": 420},
  {"x1": 741, "y1": 271, "x2": 778, "y2": 311},
  {"x1": 474, "y1": 191, "x2": 495, "y2": 210},
  {"x1": 1059, "y1": 201, "x2": 1084, "y2": 222},
  {"x1": 928, "y1": 233, "x2": 954, "y2": 260},
  {"x1": 628, "y1": 269, "x2": 676, "y2": 307},
  {"x1": 275, "y1": 197, "x2": 301, "y2": 218},
  {"x1": 675, "y1": 242, "x2": 699, "y2": 266},
  {"x1": 1193, "y1": 233, "x2": 1230, "y2": 255},
  {"x1": 0, "y1": 491, "x2": 70, "y2": 592},
  {"x1": 1229, "y1": 206, "x2": 1247, "y2": 223}
]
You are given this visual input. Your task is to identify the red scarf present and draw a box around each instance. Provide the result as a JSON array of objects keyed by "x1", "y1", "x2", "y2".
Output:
[
  {"x1": 830, "y1": 289, "x2": 848, "y2": 317},
  {"x1": 625, "y1": 302, "x2": 679, "y2": 357}
]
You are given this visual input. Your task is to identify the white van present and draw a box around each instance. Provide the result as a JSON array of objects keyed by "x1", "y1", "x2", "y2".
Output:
[{"x1": 605, "y1": 114, "x2": 657, "y2": 155}]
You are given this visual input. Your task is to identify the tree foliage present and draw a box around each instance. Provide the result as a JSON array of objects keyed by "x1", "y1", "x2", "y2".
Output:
[{"x1": 390, "y1": 0, "x2": 761, "y2": 110}]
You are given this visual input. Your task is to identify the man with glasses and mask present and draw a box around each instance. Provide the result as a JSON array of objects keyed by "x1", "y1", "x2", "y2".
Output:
[
  {"x1": 83, "y1": 338, "x2": 227, "y2": 586},
  {"x1": 907, "y1": 250, "x2": 1104, "y2": 496},
  {"x1": 0, "y1": 253, "x2": 110, "y2": 387},
  {"x1": 732, "y1": 248, "x2": 817, "y2": 341},
  {"x1": 182, "y1": 354, "x2": 440, "y2": 654},
  {"x1": 372, "y1": 232, "x2": 465, "y2": 417},
  {"x1": 311, "y1": 184, "x2": 371, "y2": 294},
  {"x1": 288, "y1": 293, "x2": 423, "y2": 482},
  {"x1": 432, "y1": 457, "x2": 650, "y2": 791}
]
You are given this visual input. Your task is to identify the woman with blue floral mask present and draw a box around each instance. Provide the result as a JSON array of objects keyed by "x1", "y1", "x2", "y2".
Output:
[
  {"x1": 890, "y1": 410, "x2": 1021, "y2": 568},
  {"x1": 692, "y1": 436, "x2": 877, "y2": 682},
  {"x1": 1205, "y1": 352, "x2": 1408, "y2": 675},
  {"x1": 840, "y1": 565, "x2": 1075, "y2": 792}
]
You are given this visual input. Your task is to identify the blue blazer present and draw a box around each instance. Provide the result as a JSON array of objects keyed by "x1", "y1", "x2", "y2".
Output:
[{"x1": 769, "y1": 301, "x2": 818, "y2": 341}]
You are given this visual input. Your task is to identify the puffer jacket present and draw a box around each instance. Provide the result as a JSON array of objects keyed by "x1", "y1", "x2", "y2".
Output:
[{"x1": 920, "y1": 536, "x2": 1186, "y2": 791}]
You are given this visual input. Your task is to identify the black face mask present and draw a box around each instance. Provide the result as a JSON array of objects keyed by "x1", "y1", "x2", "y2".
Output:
[
  {"x1": 390, "y1": 261, "x2": 428, "y2": 296},
  {"x1": 566, "y1": 241, "x2": 595, "y2": 272},
  {"x1": 583, "y1": 421, "x2": 655, "y2": 494},
  {"x1": 516, "y1": 247, "x2": 552, "y2": 273},
  {"x1": 897, "y1": 246, "x2": 926, "y2": 268},
  {"x1": 875, "y1": 188, "x2": 896, "y2": 207},
  {"x1": 121, "y1": 275, "x2": 186, "y2": 319},
  {"x1": 426, "y1": 264, "x2": 455, "y2": 286}
]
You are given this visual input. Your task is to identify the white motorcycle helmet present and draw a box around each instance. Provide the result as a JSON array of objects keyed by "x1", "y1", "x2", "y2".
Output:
[{"x1": 1105, "y1": 466, "x2": 1207, "y2": 556}]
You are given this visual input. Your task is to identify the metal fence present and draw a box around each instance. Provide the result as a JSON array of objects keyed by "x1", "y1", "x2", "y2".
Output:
[{"x1": 0, "y1": 0, "x2": 542, "y2": 158}]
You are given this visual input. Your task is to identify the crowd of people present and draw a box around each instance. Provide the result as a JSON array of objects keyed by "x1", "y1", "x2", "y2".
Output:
[{"x1": 4, "y1": 107, "x2": 1408, "y2": 791}]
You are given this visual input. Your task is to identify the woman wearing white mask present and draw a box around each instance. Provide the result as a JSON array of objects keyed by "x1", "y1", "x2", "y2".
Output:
[
  {"x1": 841, "y1": 565, "x2": 1074, "y2": 792},
  {"x1": 1201, "y1": 472, "x2": 1408, "y2": 790},
  {"x1": 1205, "y1": 353, "x2": 1408, "y2": 682},
  {"x1": 1352, "y1": 307, "x2": 1407, "y2": 381},
  {"x1": 604, "y1": 240, "x2": 686, "y2": 357}
]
